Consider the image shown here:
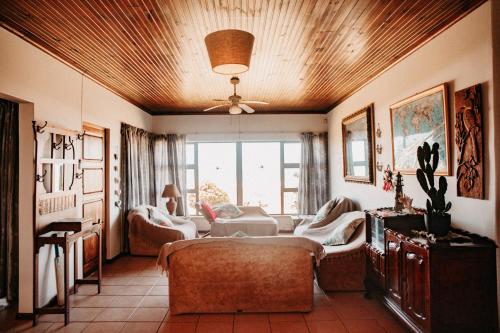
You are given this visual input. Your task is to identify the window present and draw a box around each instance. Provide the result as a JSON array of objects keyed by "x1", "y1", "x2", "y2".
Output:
[
  {"x1": 186, "y1": 141, "x2": 301, "y2": 215},
  {"x1": 350, "y1": 139, "x2": 368, "y2": 176}
]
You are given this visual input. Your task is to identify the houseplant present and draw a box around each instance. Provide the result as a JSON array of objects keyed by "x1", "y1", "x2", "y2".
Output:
[{"x1": 416, "y1": 142, "x2": 452, "y2": 236}]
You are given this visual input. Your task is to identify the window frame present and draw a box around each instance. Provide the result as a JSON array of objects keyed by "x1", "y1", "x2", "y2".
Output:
[{"x1": 186, "y1": 140, "x2": 300, "y2": 215}]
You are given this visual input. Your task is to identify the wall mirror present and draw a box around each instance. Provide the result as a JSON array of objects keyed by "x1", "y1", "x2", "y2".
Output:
[{"x1": 342, "y1": 104, "x2": 375, "y2": 184}]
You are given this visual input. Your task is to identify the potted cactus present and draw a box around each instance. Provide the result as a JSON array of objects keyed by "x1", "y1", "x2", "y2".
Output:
[{"x1": 416, "y1": 142, "x2": 452, "y2": 236}]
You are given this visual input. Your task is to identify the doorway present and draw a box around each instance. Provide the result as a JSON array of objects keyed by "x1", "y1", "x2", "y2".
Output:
[
  {"x1": 81, "y1": 123, "x2": 107, "y2": 277},
  {"x1": 0, "y1": 98, "x2": 19, "y2": 306}
]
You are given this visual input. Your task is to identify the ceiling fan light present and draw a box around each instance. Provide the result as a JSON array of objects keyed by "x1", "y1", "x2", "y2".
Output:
[
  {"x1": 229, "y1": 105, "x2": 242, "y2": 115},
  {"x1": 205, "y1": 29, "x2": 254, "y2": 75}
]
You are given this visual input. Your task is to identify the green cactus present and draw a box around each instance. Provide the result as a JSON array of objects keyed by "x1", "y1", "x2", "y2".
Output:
[{"x1": 416, "y1": 142, "x2": 452, "y2": 215}]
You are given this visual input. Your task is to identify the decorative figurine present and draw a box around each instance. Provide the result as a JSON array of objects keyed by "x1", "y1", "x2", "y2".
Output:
[
  {"x1": 399, "y1": 194, "x2": 415, "y2": 214},
  {"x1": 383, "y1": 165, "x2": 394, "y2": 192},
  {"x1": 394, "y1": 172, "x2": 404, "y2": 212}
]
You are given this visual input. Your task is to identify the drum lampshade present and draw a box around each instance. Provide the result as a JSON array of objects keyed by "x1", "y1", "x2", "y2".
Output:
[{"x1": 205, "y1": 29, "x2": 254, "y2": 75}]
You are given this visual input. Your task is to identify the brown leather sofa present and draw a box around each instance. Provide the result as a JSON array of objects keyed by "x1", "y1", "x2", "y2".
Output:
[{"x1": 127, "y1": 205, "x2": 198, "y2": 256}]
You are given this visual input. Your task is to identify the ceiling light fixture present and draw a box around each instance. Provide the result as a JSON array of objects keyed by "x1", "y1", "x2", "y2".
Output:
[
  {"x1": 205, "y1": 29, "x2": 255, "y2": 75},
  {"x1": 228, "y1": 105, "x2": 242, "y2": 115}
]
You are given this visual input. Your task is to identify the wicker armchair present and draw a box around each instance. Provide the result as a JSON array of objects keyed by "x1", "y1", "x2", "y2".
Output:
[{"x1": 127, "y1": 205, "x2": 198, "y2": 256}]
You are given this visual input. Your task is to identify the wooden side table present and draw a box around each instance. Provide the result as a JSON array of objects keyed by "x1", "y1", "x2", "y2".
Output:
[{"x1": 33, "y1": 221, "x2": 102, "y2": 326}]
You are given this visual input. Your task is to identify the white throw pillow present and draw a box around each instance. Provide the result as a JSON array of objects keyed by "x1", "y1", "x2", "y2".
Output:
[
  {"x1": 213, "y1": 203, "x2": 244, "y2": 219},
  {"x1": 323, "y1": 215, "x2": 364, "y2": 246},
  {"x1": 148, "y1": 207, "x2": 174, "y2": 227}
]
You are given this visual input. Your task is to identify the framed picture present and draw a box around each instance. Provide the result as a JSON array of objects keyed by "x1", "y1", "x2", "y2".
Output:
[
  {"x1": 390, "y1": 84, "x2": 451, "y2": 175},
  {"x1": 342, "y1": 104, "x2": 375, "y2": 184}
]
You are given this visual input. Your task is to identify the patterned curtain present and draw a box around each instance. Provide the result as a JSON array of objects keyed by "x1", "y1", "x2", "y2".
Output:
[
  {"x1": 298, "y1": 132, "x2": 329, "y2": 215},
  {"x1": 120, "y1": 123, "x2": 156, "y2": 252},
  {"x1": 154, "y1": 134, "x2": 187, "y2": 216},
  {"x1": 0, "y1": 98, "x2": 19, "y2": 301}
]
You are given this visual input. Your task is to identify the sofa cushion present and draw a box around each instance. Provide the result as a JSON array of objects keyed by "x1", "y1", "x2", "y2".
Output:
[
  {"x1": 309, "y1": 199, "x2": 337, "y2": 227},
  {"x1": 199, "y1": 202, "x2": 217, "y2": 223},
  {"x1": 309, "y1": 196, "x2": 354, "y2": 229},
  {"x1": 323, "y1": 215, "x2": 364, "y2": 246},
  {"x1": 213, "y1": 203, "x2": 244, "y2": 219}
]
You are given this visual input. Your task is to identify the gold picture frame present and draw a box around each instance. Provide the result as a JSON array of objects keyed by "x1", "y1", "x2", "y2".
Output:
[
  {"x1": 390, "y1": 83, "x2": 451, "y2": 175},
  {"x1": 342, "y1": 104, "x2": 375, "y2": 184}
]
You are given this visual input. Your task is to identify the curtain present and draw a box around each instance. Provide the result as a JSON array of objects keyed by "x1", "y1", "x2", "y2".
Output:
[
  {"x1": 154, "y1": 134, "x2": 187, "y2": 216},
  {"x1": 0, "y1": 99, "x2": 19, "y2": 302},
  {"x1": 120, "y1": 123, "x2": 156, "y2": 251},
  {"x1": 298, "y1": 132, "x2": 329, "y2": 215}
]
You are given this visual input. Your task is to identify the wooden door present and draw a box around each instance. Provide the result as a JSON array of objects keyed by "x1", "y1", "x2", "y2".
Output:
[
  {"x1": 402, "y1": 242, "x2": 430, "y2": 332},
  {"x1": 81, "y1": 123, "x2": 106, "y2": 277},
  {"x1": 385, "y1": 230, "x2": 403, "y2": 305}
]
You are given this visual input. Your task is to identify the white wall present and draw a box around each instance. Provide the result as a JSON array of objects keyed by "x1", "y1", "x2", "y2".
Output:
[
  {"x1": 0, "y1": 27, "x2": 152, "y2": 312},
  {"x1": 327, "y1": 2, "x2": 496, "y2": 240},
  {"x1": 152, "y1": 114, "x2": 328, "y2": 141}
]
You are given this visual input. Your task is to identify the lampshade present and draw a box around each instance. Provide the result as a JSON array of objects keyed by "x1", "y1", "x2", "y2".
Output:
[
  {"x1": 229, "y1": 105, "x2": 242, "y2": 115},
  {"x1": 204, "y1": 29, "x2": 255, "y2": 75},
  {"x1": 162, "y1": 184, "x2": 181, "y2": 198}
]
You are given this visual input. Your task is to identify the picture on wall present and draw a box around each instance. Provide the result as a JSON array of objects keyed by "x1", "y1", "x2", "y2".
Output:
[
  {"x1": 390, "y1": 83, "x2": 450, "y2": 175},
  {"x1": 455, "y1": 84, "x2": 484, "y2": 199}
]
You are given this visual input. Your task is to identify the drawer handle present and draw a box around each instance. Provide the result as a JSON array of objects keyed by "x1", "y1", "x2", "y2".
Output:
[
  {"x1": 406, "y1": 252, "x2": 416, "y2": 260},
  {"x1": 388, "y1": 241, "x2": 397, "y2": 250}
]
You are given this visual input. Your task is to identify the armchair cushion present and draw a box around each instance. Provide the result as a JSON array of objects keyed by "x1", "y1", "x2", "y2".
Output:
[{"x1": 147, "y1": 207, "x2": 174, "y2": 227}]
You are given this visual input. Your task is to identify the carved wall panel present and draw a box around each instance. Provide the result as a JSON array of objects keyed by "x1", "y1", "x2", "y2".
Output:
[{"x1": 455, "y1": 84, "x2": 484, "y2": 199}]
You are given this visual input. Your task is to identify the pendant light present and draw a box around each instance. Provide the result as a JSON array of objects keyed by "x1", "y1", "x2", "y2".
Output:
[{"x1": 205, "y1": 29, "x2": 255, "y2": 75}]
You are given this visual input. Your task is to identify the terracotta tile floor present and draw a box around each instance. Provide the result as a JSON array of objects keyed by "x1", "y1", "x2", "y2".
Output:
[{"x1": 1, "y1": 256, "x2": 409, "y2": 333}]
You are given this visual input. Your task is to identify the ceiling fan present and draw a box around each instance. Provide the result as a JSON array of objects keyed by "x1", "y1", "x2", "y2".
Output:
[{"x1": 203, "y1": 76, "x2": 268, "y2": 114}]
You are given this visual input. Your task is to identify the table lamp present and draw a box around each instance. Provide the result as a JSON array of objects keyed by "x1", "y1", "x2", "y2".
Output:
[{"x1": 162, "y1": 184, "x2": 181, "y2": 215}]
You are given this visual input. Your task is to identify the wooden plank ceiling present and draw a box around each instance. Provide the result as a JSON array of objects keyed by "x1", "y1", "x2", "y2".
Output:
[{"x1": 0, "y1": 0, "x2": 485, "y2": 115}]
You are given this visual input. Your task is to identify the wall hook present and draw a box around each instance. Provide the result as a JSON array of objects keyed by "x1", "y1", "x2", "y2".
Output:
[
  {"x1": 75, "y1": 172, "x2": 83, "y2": 179},
  {"x1": 33, "y1": 121, "x2": 48, "y2": 134},
  {"x1": 376, "y1": 161, "x2": 384, "y2": 172},
  {"x1": 376, "y1": 144, "x2": 383, "y2": 154},
  {"x1": 36, "y1": 169, "x2": 47, "y2": 182},
  {"x1": 77, "y1": 131, "x2": 86, "y2": 140},
  {"x1": 52, "y1": 136, "x2": 64, "y2": 150}
]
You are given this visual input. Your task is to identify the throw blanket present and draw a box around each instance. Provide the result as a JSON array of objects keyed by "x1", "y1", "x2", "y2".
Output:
[
  {"x1": 157, "y1": 236, "x2": 326, "y2": 274},
  {"x1": 294, "y1": 211, "x2": 365, "y2": 245}
]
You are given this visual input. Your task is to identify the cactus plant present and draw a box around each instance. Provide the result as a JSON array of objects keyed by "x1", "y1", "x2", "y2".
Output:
[{"x1": 416, "y1": 142, "x2": 452, "y2": 215}]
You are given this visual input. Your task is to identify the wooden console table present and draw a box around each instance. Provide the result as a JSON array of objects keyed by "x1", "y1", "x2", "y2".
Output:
[
  {"x1": 365, "y1": 208, "x2": 498, "y2": 333},
  {"x1": 33, "y1": 220, "x2": 102, "y2": 326}
]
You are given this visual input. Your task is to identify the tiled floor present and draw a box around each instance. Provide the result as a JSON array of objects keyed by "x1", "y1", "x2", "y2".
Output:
[{"x1": 1, "y1": 256, "x2": 409, "y2": 333}]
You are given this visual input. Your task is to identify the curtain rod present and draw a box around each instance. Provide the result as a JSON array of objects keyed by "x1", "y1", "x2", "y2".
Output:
[{"x1": 158, "y1": 131, "x2": 324, "y2": 135}]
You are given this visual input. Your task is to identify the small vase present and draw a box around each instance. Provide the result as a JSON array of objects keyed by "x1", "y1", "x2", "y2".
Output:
[{"x1": 424, "y1": 213, "x2": 451, "y2": 237}]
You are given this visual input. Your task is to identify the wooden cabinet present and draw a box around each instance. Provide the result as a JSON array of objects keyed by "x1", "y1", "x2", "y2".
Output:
[
  {"x1": 365, "y1": 209, "x2": 498, "y2": 333},
  {"x1": 365, "y1": 243, "x2": 385, "y2": 290},
  {"x1": 385, "y1": 231, "x2": 403, "y2": 305},
  {"x1": 401, "y1": 241, "x2": 430, "y2": 332}
]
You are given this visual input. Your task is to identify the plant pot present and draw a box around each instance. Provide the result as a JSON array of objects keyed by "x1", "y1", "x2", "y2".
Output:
[{"x1": 424, "y1": 213, "x2": 451, "y2": 237}]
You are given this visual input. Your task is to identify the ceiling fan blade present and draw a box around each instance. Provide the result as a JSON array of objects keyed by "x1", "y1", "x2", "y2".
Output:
[
  {"x1": 240, "y1": 100, "x2": 269, "y2": 105},
  {"x1": 203, "y1": 104, "x2": 228, "y2": 112},
  {"x1": 239, "y1": 104, "x2": 255, "y2": 114},
  {"x1": 212, "y1": 99, "x2": 228, "y2": 102}
]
